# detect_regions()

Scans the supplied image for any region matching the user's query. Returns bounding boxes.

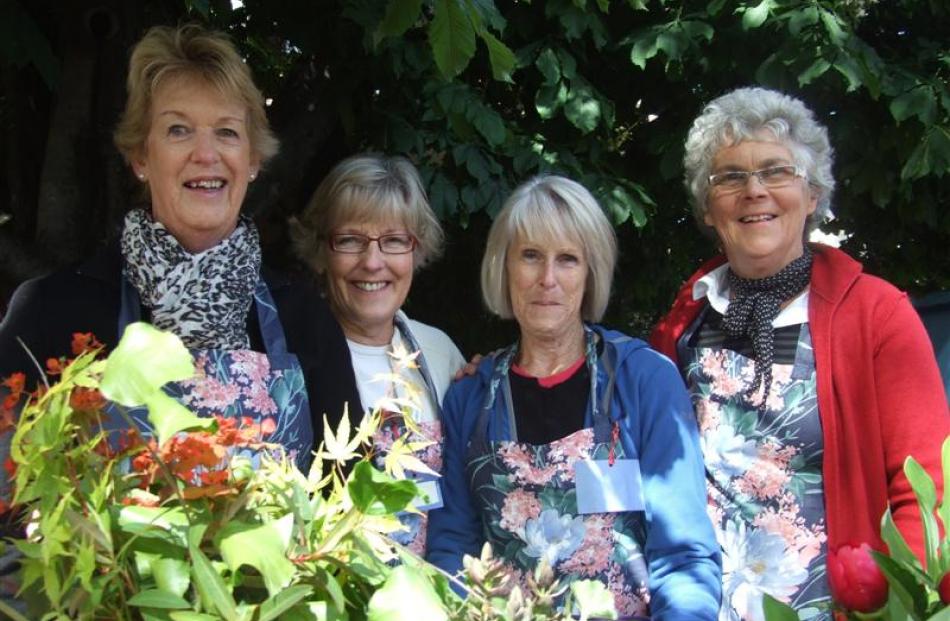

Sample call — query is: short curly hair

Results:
[481,175,617,322]
[113,23,278,167]
[683,86,835,236]
[291,154,444,275]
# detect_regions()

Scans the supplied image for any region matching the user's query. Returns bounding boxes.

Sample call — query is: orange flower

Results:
[2,373,25,395]
[45,358,63,376]
[70,387,106,412]
[71,332,104,356]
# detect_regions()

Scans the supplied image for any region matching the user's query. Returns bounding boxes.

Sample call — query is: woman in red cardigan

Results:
[650,86,949,621]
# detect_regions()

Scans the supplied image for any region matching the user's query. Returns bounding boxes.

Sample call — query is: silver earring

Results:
[138,173,146,181]
[249,172,257,181]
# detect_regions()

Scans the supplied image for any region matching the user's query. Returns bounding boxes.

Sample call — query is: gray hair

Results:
[683,86,835,236]
[291,154,444,274]
[481,175,617,322]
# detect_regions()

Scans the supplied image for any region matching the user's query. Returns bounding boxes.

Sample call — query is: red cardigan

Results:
[650,244,949,561]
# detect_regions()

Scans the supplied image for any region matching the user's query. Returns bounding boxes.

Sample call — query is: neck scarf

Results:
[120,208,261,350]
[723,247,813,405]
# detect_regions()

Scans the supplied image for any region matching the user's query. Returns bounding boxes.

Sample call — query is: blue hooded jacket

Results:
[426,324,722,620]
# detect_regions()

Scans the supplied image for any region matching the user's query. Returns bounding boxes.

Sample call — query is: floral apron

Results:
[682,319,829,621]
[370,314,444,555]
[110,275,314,472]
[465,330,651,619]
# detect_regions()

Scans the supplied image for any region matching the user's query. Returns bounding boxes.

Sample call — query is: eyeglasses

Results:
[328,233,417,255]
[708,165,806,191]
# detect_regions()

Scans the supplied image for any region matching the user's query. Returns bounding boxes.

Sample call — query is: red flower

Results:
[827,543,889,613]
[939,572,950,605]
[69,387,106,412]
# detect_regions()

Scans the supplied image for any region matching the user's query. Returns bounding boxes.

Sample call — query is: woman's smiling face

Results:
[325,219,415,345]
[704,137,817,278]
[134,75,258,252]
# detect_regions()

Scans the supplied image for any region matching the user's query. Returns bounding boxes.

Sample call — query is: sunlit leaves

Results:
[367,565,448,621]
[219,514,296,596]
[741,0,771,30]
[348,461,418,516]
[570,579,617,621]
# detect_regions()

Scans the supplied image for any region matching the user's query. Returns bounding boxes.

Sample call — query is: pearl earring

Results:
[138,173,146,181]
[249,172,257,181]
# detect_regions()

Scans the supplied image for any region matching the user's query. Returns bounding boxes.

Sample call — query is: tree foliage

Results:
[0,0,948,352]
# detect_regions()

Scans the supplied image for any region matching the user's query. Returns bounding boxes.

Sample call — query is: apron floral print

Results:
[684,323,830,621]
[110,276,315,472]
[370,314,444,555]
[465,329,651,619]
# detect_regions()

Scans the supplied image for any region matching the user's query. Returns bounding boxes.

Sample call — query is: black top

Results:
[690,307,801,364]
[509,362,590,445]
[0,241,362,445]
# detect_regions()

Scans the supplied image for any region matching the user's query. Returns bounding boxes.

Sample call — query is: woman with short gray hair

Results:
[428,175,721,619]
[652,86,948,619]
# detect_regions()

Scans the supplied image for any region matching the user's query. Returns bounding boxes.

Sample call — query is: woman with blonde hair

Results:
[292,153,465,554]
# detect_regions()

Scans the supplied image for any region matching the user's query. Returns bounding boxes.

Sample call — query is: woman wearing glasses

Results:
[292,154,465,554]
[651,87,949,619]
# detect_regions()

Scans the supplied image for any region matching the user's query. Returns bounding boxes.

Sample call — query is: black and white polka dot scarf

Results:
[121,208,261,350]
[723,247,813,405]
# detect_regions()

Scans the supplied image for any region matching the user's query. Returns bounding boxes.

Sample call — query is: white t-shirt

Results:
[346,311,465,423]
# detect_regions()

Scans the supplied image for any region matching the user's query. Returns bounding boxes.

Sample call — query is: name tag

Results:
[574,458,645,514]
[409,474,443,511]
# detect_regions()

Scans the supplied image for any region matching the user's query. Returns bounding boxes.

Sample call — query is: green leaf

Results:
[152,557,191,599]
[761,594,799,621]
[536,82,568,119]
[259,585,314,621]
[118,506,191,549]
[169,613,220,621]
[100,322,194,406]
[819,8,846,44]
[904,456,941,575]
[833,56,865,93]
[479,30,516,82]
[468,102,506,146]
[219,514,296,597]
[880,507,923,571]
[571,579,617,620]
[629,31,658,70]
[536,48,561,85]
[890,86,937,125]
[564,82,601,134]
[787,6,819,36]
[367,565,448,621]
[940,438,950,539]
[190,544,238,619]
[798,57,831,86]
[376,0,423,41]
[870,551,929,619]
[128,589,191,609]
[348,461,418,515]
[429,0,477,78]
[706,0,727,15]
[742,0,770,30]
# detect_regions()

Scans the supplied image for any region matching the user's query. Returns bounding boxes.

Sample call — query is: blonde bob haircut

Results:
[114,23,279,167]
[291,154,444,275]
[481,175,617,323]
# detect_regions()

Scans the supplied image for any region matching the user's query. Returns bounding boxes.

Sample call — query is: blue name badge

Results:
[408,473,444,512]
[574,458,645,515]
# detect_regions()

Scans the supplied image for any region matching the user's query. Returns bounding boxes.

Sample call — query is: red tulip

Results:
[827,543,889,613]
[938,572,950,605]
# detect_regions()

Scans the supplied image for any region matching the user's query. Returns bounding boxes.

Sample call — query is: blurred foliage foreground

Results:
[0,323,618,620]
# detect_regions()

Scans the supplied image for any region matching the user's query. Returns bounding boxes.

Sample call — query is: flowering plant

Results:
[0,322,616,620]
[764,436,950,621]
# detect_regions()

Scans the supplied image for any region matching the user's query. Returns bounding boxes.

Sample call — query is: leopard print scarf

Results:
[120,209,261,350]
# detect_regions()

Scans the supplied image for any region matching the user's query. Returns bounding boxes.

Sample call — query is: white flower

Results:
[719,521,808,621]
[523,509,586,566]
[702,423,757,478]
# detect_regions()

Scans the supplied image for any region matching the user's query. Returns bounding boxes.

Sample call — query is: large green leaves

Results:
[218,514,296,596]
[429,0,477,78]
[348,461,418,515]
[367,565,448,621]
[100,322,211,445]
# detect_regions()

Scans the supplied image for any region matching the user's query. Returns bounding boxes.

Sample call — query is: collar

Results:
[692,262,811,327]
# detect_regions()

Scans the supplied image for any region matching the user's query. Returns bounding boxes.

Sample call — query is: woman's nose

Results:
[191,130,220,164]
[540,261,557,287]
[742,172,770,197]
[360,241,386,269]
